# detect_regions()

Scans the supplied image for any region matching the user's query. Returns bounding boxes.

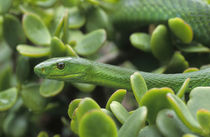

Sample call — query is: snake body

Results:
[110,0,210,46]
[34,57,210,92]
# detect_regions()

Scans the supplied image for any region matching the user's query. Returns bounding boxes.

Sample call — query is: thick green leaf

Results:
[37,131,49,137]
[130,33,151,52]
[183,68,199,73]
[0,0,13,14]
[3,113,28,137]
[138,125,163,137]
[69,7,85,29]
[16,56,30,83]
[73,83,95,93]
[140,88,174,124]
[79,110,118,137]
[182,134,199,137]
[17,45,50,58]
[40,79,64,97]
[197,109,210,136]
[21,84,47,112]
[75,29,106,56]
[0,88,17,111]
[23,14,51,46]
[3,14,25,49]
[176,78,190,98]
[68,99,82,119]
[110,101,129,124]
[118,106,147,137]
[178,42,210,53]
[167,93,202,134]
[151,25,173,62]
[156,109,190,137]
[50,37,66,57]
[187,87,210,118]
[105,89,127,110]
[0,63,12,91]
[85,8,113,36]
[166,52,189,73]
[130,72,147,105]
[169,17,193,44]
[76,98,101,121]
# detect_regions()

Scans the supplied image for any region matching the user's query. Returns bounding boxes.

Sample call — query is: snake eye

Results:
[57,62,65,70]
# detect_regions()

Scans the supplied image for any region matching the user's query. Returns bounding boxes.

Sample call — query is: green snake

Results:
[110,0,210,46]
[34,0,210,92]
[34,57,210,92]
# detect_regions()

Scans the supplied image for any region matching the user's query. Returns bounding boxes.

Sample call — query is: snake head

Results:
[34,57,91,81]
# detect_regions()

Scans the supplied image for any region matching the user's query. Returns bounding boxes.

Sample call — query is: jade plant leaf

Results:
[85,8,113,36]
[130,33,151,52]
[167,93,202,134]
[3,14,25,49]
[68,99,82,119]
[0,63,12,91]
[3,113,28,137]
[50,37,66,57]
[37,131,49,137]
[21,84,47,112]
[105,89,127,110]
[62,10,69,44]
[197,109,210,136]
[166,51,189,73]
[23,14,51,46]
[183,68,199,73]
[140,88,174,124]
[40,79,64,97]
[69,7,85,29]
[72,83,95,93]
[177,42,210,53]
[16,55,30,83]
[182,134,199,137]
[176,78,190,98]
[168,17,193,44]
[0,0,13,14]
[79,110,118,137]
[151,24,173,62]
[76,98,101,121]
[187,87,210,118]
[110,101,129,124]
[138,125,163,137]
[75,29,106,56]
[118,106,147,137]
[17,44,50,58]
[130,72,147,105]
[0,88,17,111]
[156,109,190,137]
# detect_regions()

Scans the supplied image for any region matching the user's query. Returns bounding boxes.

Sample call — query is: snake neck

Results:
[85,62,135,89]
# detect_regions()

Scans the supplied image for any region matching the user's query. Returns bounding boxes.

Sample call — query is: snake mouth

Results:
[48,73,82,79]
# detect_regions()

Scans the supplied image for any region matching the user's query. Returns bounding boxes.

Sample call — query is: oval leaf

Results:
[23,14,51,46]
[79,110,118,137]
[0,88,17,111]
[17,45,50,58]
[40,79,64,97]
[140,88,174,124]
[75,29,106,56]
[105,89,127,110]
[110,101,129,124]
[118,106,147,137]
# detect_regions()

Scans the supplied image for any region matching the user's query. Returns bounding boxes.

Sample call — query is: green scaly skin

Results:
[110,0,210,46]
[34,57,210,92]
